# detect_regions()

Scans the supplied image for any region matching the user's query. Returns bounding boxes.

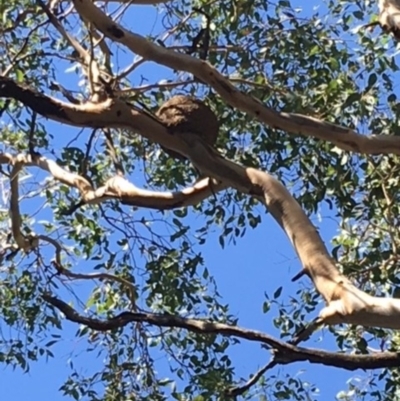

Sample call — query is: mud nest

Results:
[156,95,219,159]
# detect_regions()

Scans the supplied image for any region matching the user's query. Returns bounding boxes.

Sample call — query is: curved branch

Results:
[227,358,276,397]
[71,0,400,156]
[0,76,188,156]
[9,159,38,251]
[43,294,400,371]
[2,80,400,330]
[0,152,225,211]
[33,233,138,307]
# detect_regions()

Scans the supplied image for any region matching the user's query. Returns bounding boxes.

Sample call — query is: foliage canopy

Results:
[2,0,400,400]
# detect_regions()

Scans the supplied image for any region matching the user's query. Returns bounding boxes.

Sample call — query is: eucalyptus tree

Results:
[1,0,400,400]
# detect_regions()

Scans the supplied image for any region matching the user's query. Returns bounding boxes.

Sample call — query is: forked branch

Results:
[2,78,400,330]
[0,152,224,213]
[71,0,400,156]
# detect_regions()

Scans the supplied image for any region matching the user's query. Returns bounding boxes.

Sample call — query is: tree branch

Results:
[0,152,225,212]
[70,0,400,156]
[3,79,400,331]
[37,0,105,101]
[227,358,276,397]
[43,293,400,371]
[8,159,38,251]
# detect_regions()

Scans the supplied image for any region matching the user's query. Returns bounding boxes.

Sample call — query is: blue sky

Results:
[4,206,352,400]
[2,1,376,400]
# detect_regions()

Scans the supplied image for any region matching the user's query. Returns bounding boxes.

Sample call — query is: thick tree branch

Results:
[71,0,400,156]
[0,76,189,156]
[1,150,225,280]
[43,294,400,371]
[0,152,225,211]
[2,79,400,330]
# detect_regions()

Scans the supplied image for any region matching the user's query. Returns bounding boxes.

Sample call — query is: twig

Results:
[28,111,37,155]
[104,129,124,175]
[35,234,138,307]
[227,316,323,396]
[226,357,275,397]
